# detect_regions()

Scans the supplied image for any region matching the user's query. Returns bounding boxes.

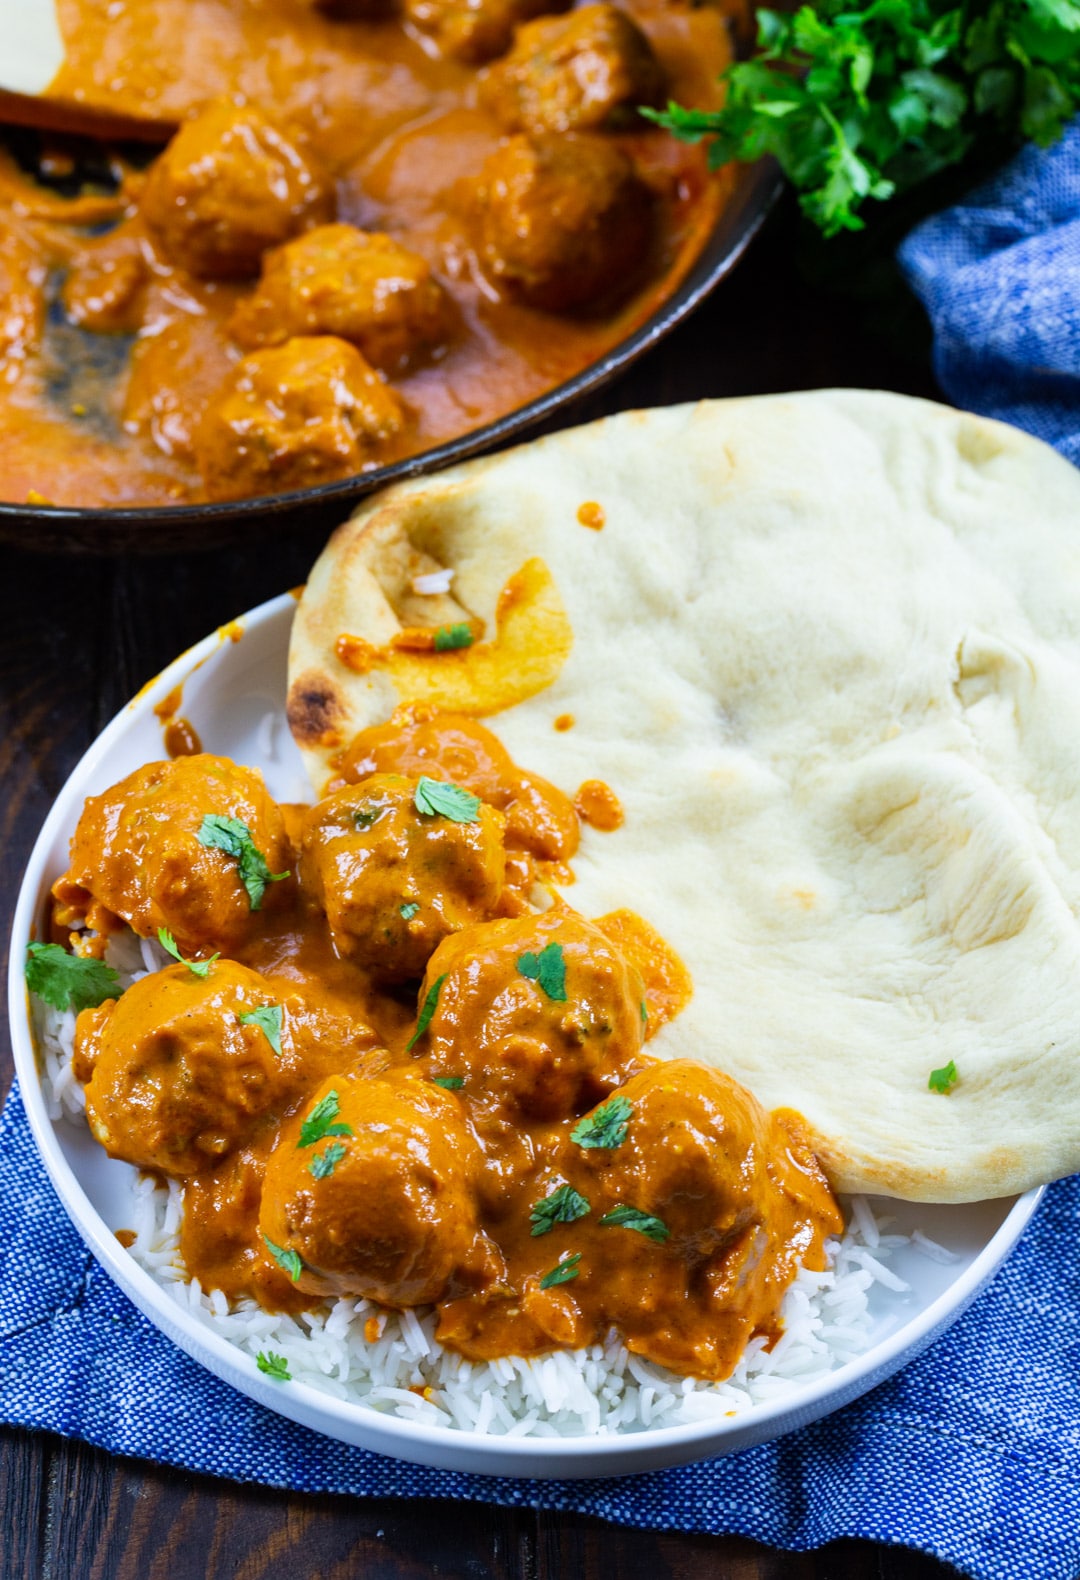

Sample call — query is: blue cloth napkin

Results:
[899,117,1080,464]
[2,1078,1080,1580]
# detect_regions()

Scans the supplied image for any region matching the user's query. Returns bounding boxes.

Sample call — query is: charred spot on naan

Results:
[286,669,347,749]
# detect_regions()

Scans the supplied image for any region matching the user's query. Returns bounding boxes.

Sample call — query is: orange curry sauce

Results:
[1,0,741,508]
[50,712,840,1380]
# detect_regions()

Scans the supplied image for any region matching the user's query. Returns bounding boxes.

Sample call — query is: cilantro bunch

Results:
[647,0,1080,235]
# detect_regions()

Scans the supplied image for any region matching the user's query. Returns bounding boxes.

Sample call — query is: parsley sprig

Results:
[516,941,567,1002]
[157,927,219,979]
[599,1204,670,1243]
[298,1090,354,1148]
[239,1003,283,1056]
[570,1095,633,1151]
[928,1059,959,1094]
[25,942,122,1013]
[256,1350,291,1380]
[407,973,447,1053]
[197,815,289,910]
[434,622,474,651]
[308,1140,348,1179]
[413,777,481,823]
[263,1234,302,1282]
[530,1184,591,1236]
[539,1252,582,1290]
[647,0,1080,236]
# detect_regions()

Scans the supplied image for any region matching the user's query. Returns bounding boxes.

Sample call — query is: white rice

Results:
[35,937,926,1437]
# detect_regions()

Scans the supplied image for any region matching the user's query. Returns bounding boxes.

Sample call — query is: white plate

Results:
[8,592,1043,1479]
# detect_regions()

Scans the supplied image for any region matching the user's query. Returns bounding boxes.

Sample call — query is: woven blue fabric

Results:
[898,118,1080,463]
[2,1080,1080,1580]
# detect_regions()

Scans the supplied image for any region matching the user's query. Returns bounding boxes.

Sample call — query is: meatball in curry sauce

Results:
[43,712,843,1382]
[0,0,741,508]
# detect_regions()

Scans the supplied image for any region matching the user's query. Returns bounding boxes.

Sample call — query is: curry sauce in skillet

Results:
[0,0,743,508]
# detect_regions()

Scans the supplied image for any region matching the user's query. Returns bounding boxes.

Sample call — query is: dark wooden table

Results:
[0,197,965,1580]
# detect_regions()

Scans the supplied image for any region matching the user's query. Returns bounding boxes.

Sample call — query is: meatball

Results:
[410,911,645,1119]
[77,961,298,1175]
[559,1060,842,1375]
[339,709,579,862]
[474,133,652,311]
[193,336,405,502]
[259,1071,480,1303]
[52,754,292,957]
[404,0,570,64]
[480,5,665,134]
[140,102,335,279]
[299,774,506,979]
[228,224,453,374]
[569,1060,775,1245]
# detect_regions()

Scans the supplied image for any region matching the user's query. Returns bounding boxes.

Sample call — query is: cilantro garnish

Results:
[197,814,289,910]
[645,0,1080,238]
[928,1060,959,1095]
[256,1350,291,1380]
[413,777,481,824]
[406,973,447,1053]
[263,1234,302,1282]
[516,941,567,1003]
[298,1090,354,1148]
[157,927,219,979]
[239,1003,283,1056]
[539,1252,582,1290]
[530,1184,590,1237]
[400,902,420,920]
[353,808,380,829]
[24,942,122,1013]
[308,1140,348,1180]
[432,1075,464,1090]
[434,622,474,652]
[570,1095,633,1151]
[599,1205,670,1243]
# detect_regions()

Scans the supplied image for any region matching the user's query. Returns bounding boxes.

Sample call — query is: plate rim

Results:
[7,590,1045,1477]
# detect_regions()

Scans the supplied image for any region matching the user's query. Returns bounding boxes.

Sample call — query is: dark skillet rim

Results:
[0,158,782,535]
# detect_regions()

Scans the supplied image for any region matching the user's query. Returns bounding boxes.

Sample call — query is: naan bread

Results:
[288,391,1080,1202]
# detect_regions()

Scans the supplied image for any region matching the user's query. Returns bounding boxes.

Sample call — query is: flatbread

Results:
[288,390,1080,1202]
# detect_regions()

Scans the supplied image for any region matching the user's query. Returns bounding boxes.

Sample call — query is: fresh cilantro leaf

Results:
[928,1060,959,1094]
[529,1184,590,1237]
[432,1075,465,1090]
[263,1234,302,1282]
[646,0,1080,235]
[298,1090,354,1148]
[239,1002,283,1056]
[539,1252,582,1290]
[308,1140,348,1179]
[516,941,567,1002]
[406,973,447,1053]
[413,777,481,824]
[434,622,474,652]
[570,1095,633,1151]
[24,942,122,1013]
[599,1204,670,1243]
[256,1350,291,1380]
[157,927,218,979]
[197,814,289,910]
[400,901,420,920]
